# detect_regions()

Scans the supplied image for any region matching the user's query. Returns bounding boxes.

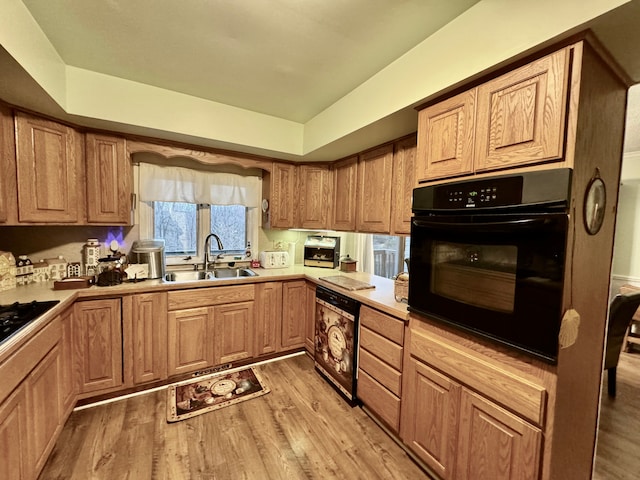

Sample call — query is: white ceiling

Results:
[6,1,640,160]
[21,0,480,124]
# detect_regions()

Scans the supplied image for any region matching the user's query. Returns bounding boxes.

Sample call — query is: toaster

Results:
[259,251,290,269]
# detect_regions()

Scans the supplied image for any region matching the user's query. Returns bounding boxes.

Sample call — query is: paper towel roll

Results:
[287,242,296,265]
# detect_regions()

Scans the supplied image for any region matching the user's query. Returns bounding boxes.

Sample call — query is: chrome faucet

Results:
[203,233,224,270]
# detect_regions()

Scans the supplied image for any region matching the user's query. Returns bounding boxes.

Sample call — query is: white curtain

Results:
[343,232,374,274]
[139,163,261,207]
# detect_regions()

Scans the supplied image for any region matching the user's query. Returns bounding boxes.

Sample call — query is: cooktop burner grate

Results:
[0,300,60,343]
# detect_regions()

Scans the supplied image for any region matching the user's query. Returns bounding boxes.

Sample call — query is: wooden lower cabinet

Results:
[0,383,29,479]
[401,355,542,480]
[168,307,214,376]
[214,301,254,364]
[305,281,316,353]
[59,308,76,417]
[123,292,168,385]
[281,280,306,349]
[255,282,283,356]
[73,298,123,394]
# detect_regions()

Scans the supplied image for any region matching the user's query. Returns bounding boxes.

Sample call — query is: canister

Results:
[129,240,166,279]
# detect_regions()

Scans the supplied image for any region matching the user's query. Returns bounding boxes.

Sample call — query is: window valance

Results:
[139,163,261,207]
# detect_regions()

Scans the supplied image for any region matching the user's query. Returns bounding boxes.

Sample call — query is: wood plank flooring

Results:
[39,354,430,480]
[594,349,640,480]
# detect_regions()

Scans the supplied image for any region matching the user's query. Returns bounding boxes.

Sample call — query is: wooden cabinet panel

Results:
[168,307,214,376]
[475,49,569,172]
[400,357,460,479]
[59,308,76,417]
[359,348,402,396]
[27,345,63,474]
[298,164,331,229]
[85,133,131,224]
[358,369,401,431]
[167,284,254,310]
[255,282,282,356]
[124,292,168,385]
[359,326,403,370]
[416,89,476,183]
[0,384,29,480]
[305,281,316,353]
[268,162,297,229]
[331,156,358,231]
[391,135,416,235]
[456,389,542,480]
[0,104,15,223]
[14,111,83,223]
[281,280,306,349]
[357,145,393,233]
[73,299,123,393]
[214,301,254,364]
[360,304,404,344]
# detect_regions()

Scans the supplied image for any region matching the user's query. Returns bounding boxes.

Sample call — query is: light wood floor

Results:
[39,354,430,480]
[594,349,640,480]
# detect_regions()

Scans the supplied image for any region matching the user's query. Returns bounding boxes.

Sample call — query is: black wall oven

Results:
[409,169,572,363]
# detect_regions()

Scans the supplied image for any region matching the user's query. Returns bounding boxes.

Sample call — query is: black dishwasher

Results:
[314,285,361,405]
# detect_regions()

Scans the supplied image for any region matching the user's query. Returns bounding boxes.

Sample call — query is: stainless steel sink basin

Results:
[164,268,258,282]
[164,270,216,282]
[213,268,258,278]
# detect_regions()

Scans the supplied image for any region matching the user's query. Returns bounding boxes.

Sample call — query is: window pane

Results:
[210,205,247,251]
[372,235,410,278]
[153,202,197,255]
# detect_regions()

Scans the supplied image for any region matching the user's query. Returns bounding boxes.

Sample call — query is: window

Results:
[372,234,410,278]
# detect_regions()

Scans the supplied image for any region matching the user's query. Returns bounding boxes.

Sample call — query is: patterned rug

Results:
[166,367,270,422]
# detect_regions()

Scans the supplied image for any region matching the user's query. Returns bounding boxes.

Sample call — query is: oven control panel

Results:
[432,176,523,209]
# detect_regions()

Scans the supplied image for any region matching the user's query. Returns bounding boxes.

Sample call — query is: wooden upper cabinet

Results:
[298,164,331,229]
[416,89,476,183]
[267,162,297,229]
[357,145,394,233]
[331,156,358,231]
[85,133,131,224]
[0,105,15,223]
[391,135,417,235]
[14,111,83,223]
[474,48,569,172]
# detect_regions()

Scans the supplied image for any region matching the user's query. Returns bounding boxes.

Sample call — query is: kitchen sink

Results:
[164,268,258,282]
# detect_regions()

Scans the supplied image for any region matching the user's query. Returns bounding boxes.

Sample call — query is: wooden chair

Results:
[604,292,640,396]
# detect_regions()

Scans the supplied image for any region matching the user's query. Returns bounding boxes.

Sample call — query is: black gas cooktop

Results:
[0,300,60,343]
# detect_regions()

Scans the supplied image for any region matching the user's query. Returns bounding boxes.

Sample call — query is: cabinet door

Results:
[214,301,254,364]
[305,281,316,353]
[85,133,131,224]
[14,111,82,223]
[357,144,394,233]
[0,104,15,223]
[125,292,168,385]
[255,282,282,356]
[59,308,76,417]
[416,89,476,183]
[400,357,460,479]
[456,389,542,480]
[168,307,214,376]
[0,384,30,480]
[269,162,297,228]
[331,156,358,231]
[298,164,331,229]
[474,48,569,172]
[27,345,63,475]
[391,135,416,235]
[73,299,123,393]
[281,280,306,349]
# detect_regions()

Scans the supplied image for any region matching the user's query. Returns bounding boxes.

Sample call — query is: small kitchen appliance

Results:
[259,251,290,269]
[129,240,166,279]
[304,236,340,268]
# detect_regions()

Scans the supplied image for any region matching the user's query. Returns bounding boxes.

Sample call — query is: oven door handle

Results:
[412,217,552,231]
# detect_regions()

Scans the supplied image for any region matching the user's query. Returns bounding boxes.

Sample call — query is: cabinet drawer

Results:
[359,325,403,371]
[0,317,61,404]
[358,369,401,432]
[168,285,255,310]
[359,348,402,396]
[360,305,404,344]
[410,326,546,426]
